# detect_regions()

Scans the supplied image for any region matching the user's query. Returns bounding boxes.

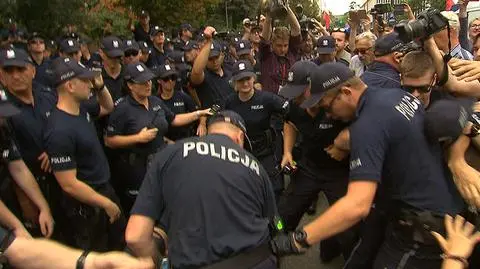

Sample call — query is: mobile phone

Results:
[394,4,405,16]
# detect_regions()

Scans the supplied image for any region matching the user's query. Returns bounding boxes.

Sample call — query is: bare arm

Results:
[171,109,211,127]
[262,15,273,41]
[96,87,114,117]
[303,181,377,245]
[286,6,301,37]
[126,215,157,259]
[334,128,350,151]
[281,122,297,168]
[105,134,142,148]
[6,236,154,269]
[0,200,30,238]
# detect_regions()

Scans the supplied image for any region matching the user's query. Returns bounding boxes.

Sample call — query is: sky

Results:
[324,0,350,15]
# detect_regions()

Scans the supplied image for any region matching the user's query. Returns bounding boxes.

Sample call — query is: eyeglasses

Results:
[331,28,346,33]
[325,90,341,113]
[402,75,437,94]
[161,75,177,82]
[471,24,480,29]
[125,50,139,57]
[356,47,373,54]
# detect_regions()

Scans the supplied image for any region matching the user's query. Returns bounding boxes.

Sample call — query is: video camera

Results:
[394,9,448,43]
[370,3,392,16]
[262,0,289,20]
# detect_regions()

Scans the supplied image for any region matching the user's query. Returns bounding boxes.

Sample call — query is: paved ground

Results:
[280,193,344,269]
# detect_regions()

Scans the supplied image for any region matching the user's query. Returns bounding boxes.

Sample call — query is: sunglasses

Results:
[402,75,437,94]
[331,28,346,33]
[356,47,373,54]
[125,50,139,57]
[161,75,177,82]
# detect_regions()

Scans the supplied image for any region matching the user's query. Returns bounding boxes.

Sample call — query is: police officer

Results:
[123,39,141,65]
[0,99,54,239]
[128,10,152,45]
[27,32,52,87]
[183,40,199,65]
[44,57,124,251]
[157,63,204,140]
[146,26,167,70]
[360,32,405,89]
[224,60,288,200]
[126,110,278,269]
[138,41,151,64]
[277,60,357,262]
[59,37,82,63]
[235,39,260,78]
[164,50,190,93]
[190,26,234,109]
[104,62,211,213]
[173,23,194,51]
[0,48,68,241]
[271,63,466,269]
[99,36,125,103]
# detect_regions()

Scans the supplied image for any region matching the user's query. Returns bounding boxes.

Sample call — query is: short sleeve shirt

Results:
[106,95,175,154]
[160,91,198,141]
[348,87,464,214]
[133,23,152,44]
[191,69,234,109]
[44,103,109,186]
[4,84,57,175]
[131,134,276,268]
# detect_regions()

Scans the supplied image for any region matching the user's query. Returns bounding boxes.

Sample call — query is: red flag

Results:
[446,0,454,10]
[323,11,331,30]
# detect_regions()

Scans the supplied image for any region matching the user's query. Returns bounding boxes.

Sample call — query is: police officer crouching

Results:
[126,110,278,269]
[44,57,126,251]
[224,60,289,200]
[104,62,211,214]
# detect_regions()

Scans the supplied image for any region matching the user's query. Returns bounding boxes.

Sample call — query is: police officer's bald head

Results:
[207,111,247,148]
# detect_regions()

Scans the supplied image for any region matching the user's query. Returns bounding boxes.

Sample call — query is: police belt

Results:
[200,243,272,269]
[250,129,275,157]
[389,202,446,246]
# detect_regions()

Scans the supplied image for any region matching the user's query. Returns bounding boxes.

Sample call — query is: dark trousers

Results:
[343,205,388,269]
[251,256,277,269]
[258,153,283,201]
[277,166,357,259]
[372,224,443,269]
[61,183,126,251]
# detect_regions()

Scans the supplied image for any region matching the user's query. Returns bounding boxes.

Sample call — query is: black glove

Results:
[269,232,303,256]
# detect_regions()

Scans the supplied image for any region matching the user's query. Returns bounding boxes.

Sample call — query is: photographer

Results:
[259,1,301,94]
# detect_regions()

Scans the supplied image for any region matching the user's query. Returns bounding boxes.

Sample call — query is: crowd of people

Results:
[1,0,480,268]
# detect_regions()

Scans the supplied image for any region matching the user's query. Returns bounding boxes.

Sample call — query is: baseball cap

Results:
[301,62,355,109]
[425,99,473,142]
[279,61,317,99]
[183,40,199,51]
[180,23,193,32]
[52,57,99,87]
[150,26,164,36]
[100,36,124,58]
[124,39,140,52]
[139,41,151,54]
[209,41,223,58]
[28,32,45,42]
[139,10,149,18]
[166,50,188,72]
[374,32,405,56]
[317,36,336,55]
[0,48,33,68]
[231,60,256,82]
[124,62,156,83]
[207,110,247,133]
[59,38,80,54]
[155,64,178,79]
[235,40,252,56]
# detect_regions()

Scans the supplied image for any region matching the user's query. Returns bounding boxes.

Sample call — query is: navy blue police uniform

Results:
[131,111,277,269]
[132,11,153,45]
[224,62,289,200]
[146,26,168,70]
[157,64,199,141]
[348,87,464,268]
[190,41,234,109]
[277,61,357,261]
[44,58,126,251]
[28,32,54,88]
[106,63,175,213]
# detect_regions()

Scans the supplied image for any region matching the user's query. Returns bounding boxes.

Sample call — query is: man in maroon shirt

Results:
[259,7,301,94]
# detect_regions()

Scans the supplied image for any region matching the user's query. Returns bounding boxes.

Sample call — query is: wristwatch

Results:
[467,123,480,138]
[293,229,311,249]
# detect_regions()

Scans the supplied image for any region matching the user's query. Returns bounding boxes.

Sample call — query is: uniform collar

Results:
[369,61,399,73]
[355,88,370,118]
[102,65,125,80]
[127,94,153,108]
[3,86,41,107]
